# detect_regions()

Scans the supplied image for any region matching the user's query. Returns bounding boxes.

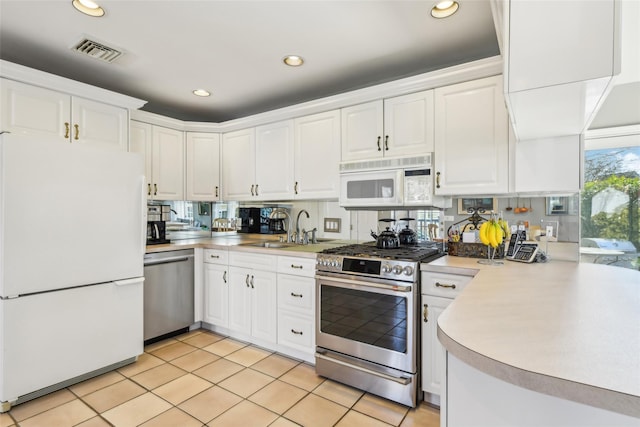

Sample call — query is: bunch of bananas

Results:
[479,218,509,248]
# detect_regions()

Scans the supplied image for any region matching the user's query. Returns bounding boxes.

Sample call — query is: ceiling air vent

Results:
[72,38,122,63]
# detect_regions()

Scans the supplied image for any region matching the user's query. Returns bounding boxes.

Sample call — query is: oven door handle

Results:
[315,351,411,385]
[315,275,412,293]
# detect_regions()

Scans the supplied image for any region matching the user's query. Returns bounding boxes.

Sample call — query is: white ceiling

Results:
[0,0,500,122]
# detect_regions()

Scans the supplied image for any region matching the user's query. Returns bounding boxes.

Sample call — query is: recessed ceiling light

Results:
[72,0,105,17]
[192,89,211,97]
[431,1,459,18]
[283,55,304,67]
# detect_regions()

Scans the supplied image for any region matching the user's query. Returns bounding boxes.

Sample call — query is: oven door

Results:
[315,273,417,373]
[339,169,403,208]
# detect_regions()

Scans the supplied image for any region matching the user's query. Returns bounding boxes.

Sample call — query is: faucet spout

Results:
[270,208,293,243]
[296,209,310,243]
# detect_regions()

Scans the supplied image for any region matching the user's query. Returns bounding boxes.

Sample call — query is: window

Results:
[582,128,640,270]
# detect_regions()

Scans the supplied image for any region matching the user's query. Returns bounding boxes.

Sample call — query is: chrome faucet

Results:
[296,209,310,244]
[269,208,293,243]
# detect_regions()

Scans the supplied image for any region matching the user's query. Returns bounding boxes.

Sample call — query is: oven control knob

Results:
[403,266,414,276]
[392,265,403,275]
[382,264,392,273]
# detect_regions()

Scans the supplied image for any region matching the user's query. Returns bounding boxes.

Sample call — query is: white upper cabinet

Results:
[434,75,509,195]
[151,126,184,200]
[294,110,341,199]
[503,0,620,140]
[222,128,256,200]
[130,121,184,201]
[255,120,295,200]
[1,79,127,150]
[186,132,221,201]
[222,122,294,201]
[341,90,434,162]
[514,135,581,193]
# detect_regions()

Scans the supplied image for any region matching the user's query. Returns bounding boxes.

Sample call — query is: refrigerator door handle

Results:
[114,278,144,287]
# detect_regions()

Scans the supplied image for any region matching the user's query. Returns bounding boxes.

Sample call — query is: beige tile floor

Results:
[1,329,440,427]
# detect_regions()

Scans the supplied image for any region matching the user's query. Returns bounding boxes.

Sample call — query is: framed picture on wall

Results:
[457,197,497,214]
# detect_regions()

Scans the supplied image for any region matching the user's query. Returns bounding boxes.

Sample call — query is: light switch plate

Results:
[324,218,341,233]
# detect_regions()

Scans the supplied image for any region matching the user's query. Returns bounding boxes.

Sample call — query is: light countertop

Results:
[422,256,640,418]
[145,235,351,258]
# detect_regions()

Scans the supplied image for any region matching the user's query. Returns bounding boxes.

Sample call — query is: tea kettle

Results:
[398,218,418,245]
[370,219,400,249]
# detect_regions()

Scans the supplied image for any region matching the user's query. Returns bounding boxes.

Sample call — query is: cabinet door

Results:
[255,120,294,200]
[203,263,228,327]
[250,270,277,343]
[228,266,252,335]
[222,128,256,200]
[421,294,451,396]
[151,126,185,200]
[294,110,341,199]
[71,97,128,151]
[434,75,509,195]
[186,132,221,201]
[0,79,70,140]
[129,121,153,199]
[341,100,383,161]
[384,90,434,156]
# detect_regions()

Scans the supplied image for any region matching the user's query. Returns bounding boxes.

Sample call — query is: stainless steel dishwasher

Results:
[143,249,194,342]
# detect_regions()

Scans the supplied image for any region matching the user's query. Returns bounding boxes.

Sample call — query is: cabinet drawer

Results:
[277,256,316,277]
[229,251,276,271]
[203,248,228,264]
[278,274,314,314]
[421,271,474,298]
[277,311,314,352]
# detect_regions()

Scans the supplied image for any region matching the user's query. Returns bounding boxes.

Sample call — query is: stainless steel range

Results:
[315,242,443,407]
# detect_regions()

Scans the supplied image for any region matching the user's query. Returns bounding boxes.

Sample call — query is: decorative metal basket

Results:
[447,241,505,259]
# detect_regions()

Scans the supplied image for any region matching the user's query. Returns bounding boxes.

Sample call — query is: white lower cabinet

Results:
[228,252,277,344]
[203,249,229,328]
[276,255,316,359]
[421,269,474,403]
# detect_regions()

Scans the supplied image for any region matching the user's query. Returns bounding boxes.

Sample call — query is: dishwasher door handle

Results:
[144,255,192,266]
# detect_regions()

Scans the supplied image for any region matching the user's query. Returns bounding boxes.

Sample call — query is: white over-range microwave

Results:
[339,154,450,209]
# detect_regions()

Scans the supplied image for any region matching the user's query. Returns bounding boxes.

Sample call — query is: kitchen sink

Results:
[243,242,294,248]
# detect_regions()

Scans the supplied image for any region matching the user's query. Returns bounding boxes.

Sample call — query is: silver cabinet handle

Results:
[210,254,220,259]
[290,264,303,269]
[250,275,255,288]
[423,303,429,323]
[215,186,219,198]
[376,136,381,151]
[290,292,303,298]
[255,184,259,196]
[384,135,389,150]
[245,274,250,287]
[436,172,441,189]
[435,282,456,289]
[154,183,158,195]
[291,329,303,335]
[294,181,298,195]
[223,271,227,283]
[250,184,255,196]
[147,183,151,196]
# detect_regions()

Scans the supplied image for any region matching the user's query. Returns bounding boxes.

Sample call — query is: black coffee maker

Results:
[147,205,170,245]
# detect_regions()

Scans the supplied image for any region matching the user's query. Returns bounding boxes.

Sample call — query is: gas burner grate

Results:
[321,242,442,262]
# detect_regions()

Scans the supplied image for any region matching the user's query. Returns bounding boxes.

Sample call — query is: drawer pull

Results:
[423,303,429,322]
[210,254,220,259]
[291,329,303,335]
[290,292,303,298]
[153,183,158,196]
[435,282,456,289]
[223,271,227,283]
[245,274,250,287]
[290,264,303,269]
[250,275,255,289]
[147,183,151,196]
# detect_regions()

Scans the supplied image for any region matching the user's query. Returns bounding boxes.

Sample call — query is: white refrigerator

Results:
[0,133,146,411]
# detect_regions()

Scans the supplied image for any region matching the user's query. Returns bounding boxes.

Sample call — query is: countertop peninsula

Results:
[421,256,640,418]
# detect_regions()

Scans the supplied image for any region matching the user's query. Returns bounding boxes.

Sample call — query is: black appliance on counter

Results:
[147,205,170,245]
[238,207,287,234]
